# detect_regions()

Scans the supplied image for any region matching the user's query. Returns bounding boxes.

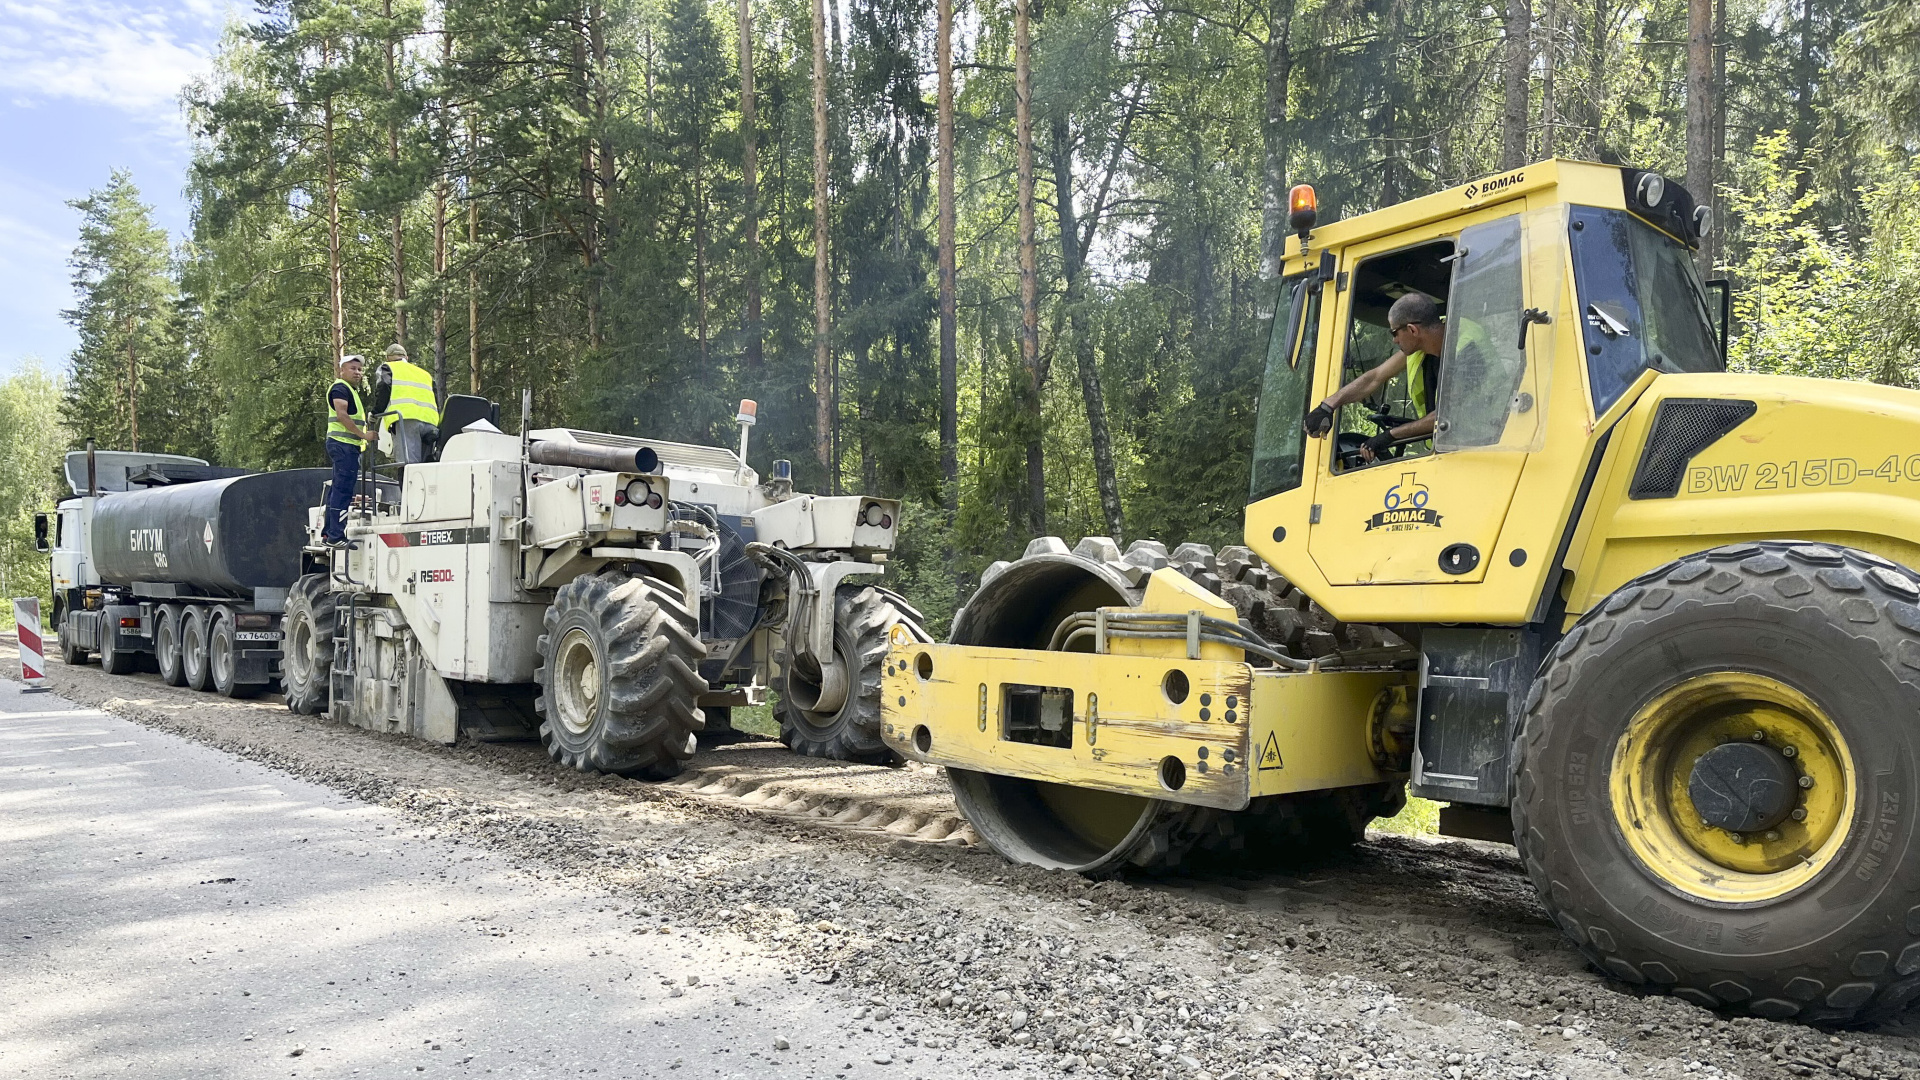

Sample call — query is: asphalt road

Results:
[0,681,992,1080]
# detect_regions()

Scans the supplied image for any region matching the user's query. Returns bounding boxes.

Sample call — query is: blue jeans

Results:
[324,438,362,542]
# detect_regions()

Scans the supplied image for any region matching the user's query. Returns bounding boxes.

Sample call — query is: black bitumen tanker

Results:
[55,468,329,696]
[89,471,329,594]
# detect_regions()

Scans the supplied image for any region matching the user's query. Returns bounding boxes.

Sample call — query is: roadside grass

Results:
[729,699,781,738]
[1372,794,1441,836]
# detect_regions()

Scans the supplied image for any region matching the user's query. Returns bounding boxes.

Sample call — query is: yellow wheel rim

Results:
[1610,672,1856,904]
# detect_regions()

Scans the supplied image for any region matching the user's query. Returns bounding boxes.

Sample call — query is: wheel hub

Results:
[555,628,602,737]
[1611,672,1856,903]
[1688,740,1796,833]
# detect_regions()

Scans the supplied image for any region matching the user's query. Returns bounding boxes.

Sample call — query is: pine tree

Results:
[60,172,200,455]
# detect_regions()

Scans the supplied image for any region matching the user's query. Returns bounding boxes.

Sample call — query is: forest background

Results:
[4,0,1918,628]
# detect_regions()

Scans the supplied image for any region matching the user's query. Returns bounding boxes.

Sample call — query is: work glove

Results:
[1305,402,1336,437]
[1360,430,1397,461]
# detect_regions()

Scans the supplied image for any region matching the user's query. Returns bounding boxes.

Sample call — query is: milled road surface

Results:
[6,641,1920,1080]
[0,684,1003,1079]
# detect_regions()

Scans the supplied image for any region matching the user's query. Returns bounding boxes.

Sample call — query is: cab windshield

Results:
[1568,206,1721,414]
[1248,270,1321,503]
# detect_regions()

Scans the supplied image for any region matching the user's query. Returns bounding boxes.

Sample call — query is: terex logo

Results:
[1465,170,1525,201]
[1364,472,1443,531]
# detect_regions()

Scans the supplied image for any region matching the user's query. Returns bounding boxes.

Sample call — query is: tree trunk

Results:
[694,151,710,367]
[468,120,480,395]
[587,1,611,351]
[811,0,833,484]
[1052,117,1123,542]
[937,0,957,533]
[1502,0,1532,170]
[385,0,407,347]
[1540,0,1557,155]
[1260,0,1295,279]
[433,28,451,403]
[1685,0,1713,272]
[1791,0,1816,200]
[1015,0,1043,535]
[126,336,138,452]
[740,0,762,372]
[323,38,345,366]
[1379,0,1406,204]
[1710,0,1725,270]
[1586,0,1608,156]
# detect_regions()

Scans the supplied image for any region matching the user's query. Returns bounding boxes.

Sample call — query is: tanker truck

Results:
[36,448,328,696]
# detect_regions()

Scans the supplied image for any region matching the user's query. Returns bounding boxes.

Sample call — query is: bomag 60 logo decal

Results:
[1365,473,1443,531]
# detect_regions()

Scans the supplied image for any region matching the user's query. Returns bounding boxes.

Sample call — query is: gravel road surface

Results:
[0,682,1003,1079]
[5,642,1920,1080]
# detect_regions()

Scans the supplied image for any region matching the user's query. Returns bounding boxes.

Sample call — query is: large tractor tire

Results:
[1516,541,1920,1024]
[282,575,337,716]
[779,585,929,763]
[946,535,1405,875]
[155,605,187,687]
[535,570,710,780]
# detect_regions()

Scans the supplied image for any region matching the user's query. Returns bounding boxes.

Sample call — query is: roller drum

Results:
[89,470,331,595]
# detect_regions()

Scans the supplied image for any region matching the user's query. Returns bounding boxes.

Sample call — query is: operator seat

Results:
[430,395,501,461]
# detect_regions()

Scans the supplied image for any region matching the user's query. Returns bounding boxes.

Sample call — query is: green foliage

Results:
[1725,136,1920,387]
[60,172,209,458]
[0,365,67,617]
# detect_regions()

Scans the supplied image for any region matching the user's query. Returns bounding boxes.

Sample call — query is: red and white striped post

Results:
[15,597,48,691]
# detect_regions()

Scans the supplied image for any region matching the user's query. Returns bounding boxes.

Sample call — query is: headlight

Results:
[618,478,663,509]
[1636,171,1665,208]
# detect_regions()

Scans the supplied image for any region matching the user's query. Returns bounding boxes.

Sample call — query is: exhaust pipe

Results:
[528,440,660,475]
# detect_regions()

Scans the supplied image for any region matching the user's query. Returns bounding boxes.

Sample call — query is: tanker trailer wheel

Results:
[779,586,925,763]
[535,570,710,780]
[1515,542,1920,1024]
[210,612,258,699]
[180,606,213,691]
[282,575,336,716]
[99,618,138,676]
[58,607,89,666]
[155,605,187,686]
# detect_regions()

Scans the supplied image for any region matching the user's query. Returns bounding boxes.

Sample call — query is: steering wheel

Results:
[1335,409,1421,471]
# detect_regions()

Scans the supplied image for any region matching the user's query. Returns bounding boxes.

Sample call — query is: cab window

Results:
[1569,205,1721,415]
[1433,215,1532,449]
[1331,239,1453,472]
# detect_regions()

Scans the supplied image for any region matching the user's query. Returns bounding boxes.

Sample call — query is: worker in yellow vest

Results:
[322,354,371,548]
[369,343,442,465]
[1304,291,1447,462]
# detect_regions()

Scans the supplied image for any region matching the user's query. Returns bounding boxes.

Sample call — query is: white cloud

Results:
[0,1,223,120]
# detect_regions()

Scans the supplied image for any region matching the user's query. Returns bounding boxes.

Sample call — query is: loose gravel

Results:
[7,639,1920,1080]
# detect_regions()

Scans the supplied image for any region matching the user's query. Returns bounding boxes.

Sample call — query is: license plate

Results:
[235,631,284,642]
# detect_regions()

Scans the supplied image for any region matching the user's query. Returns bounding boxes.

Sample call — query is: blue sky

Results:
[0,0,230,377]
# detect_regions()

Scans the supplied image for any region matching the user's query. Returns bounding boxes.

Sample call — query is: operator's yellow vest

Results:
[1406,351,1432,416]
[326,379,366,449]
[384,359,441,427]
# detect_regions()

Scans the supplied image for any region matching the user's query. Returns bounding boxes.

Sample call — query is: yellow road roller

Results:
[883,158,1920,1023]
